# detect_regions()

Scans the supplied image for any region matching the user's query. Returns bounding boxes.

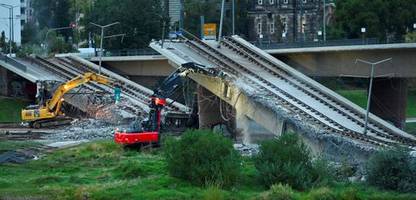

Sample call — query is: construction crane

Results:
[114,62,217,146]
[21,72,114,128]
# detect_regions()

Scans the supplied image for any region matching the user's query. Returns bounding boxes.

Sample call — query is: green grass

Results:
[336,90,416,118]
[1,140,416,200]
[0,97,29,122]
[406,122,416,135]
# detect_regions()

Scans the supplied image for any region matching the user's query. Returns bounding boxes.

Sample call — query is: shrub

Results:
[307,187,336,200]
[256,183,296,200]
[338,187,362,200]
[202,185,226,200]
[255,133,334,190]
[164,129,241,187]
[366,148,416,192]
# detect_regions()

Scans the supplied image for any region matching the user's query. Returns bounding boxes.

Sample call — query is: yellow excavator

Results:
[21,72,114,128]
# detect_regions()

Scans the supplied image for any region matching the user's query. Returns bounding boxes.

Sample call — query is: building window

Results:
[258,0,263,5]
[283,0,289,4]
[270,0,274,5]
[270,23,275,33]
[257,22,262,34]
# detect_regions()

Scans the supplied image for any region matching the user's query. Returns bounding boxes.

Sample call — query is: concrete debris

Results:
[88,100,138,124]
[46,140,89,148]
[44,118,128,141]
[233,143,259,157]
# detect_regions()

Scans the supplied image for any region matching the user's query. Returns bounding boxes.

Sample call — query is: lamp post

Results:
[44,25,76,54]
[218,0,226,47]
[323,0,326,42]
[413,23,416,30]
[361,27,366,44]
[90,22,120,74]
[0,4,18,56]
[355,58,392,135]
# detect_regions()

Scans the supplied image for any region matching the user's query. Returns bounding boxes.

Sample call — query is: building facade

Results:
[0,0,22,46]
[248,0,328,43]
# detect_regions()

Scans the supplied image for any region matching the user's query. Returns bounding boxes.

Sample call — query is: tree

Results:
[329,0,416,41]
[183,0,249,38]
[83,0,164,49]
[0,31,5,52]
[33,0,72,40]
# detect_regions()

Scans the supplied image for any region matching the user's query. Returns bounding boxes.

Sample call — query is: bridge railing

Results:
[100,48,159,57]
[0,53,27,72]
[252,38,409,49]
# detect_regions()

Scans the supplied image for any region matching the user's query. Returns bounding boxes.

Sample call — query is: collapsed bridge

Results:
[0,53,190,123]
[150,33,416,159]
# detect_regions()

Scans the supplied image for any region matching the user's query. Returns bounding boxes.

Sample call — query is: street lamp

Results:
[323,0,326,42]
[413,23,416,30]
[90,22,120,74]
[355,58,392,135]
[44,24,77,54]
[0,3,18,56]
[361,27,366,44]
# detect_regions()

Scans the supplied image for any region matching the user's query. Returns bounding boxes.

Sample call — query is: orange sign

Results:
[203,23,217,40]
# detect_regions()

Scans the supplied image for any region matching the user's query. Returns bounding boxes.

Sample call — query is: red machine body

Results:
[114,97,166,145]
[114,62,216,146]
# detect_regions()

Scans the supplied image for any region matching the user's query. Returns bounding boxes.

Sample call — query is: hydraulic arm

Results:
[22,72,114,128]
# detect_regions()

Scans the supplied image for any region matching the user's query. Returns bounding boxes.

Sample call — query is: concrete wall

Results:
[102,60,174,77]
[274,48,416,78]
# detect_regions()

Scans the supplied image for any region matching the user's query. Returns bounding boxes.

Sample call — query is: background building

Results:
[248,0,334,43]
[0,0,26,46]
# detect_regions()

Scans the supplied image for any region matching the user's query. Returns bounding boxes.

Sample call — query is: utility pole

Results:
[90,22,120,74]
[0,4,13,56]
[218,0,226,47]
[355,58,392,135]
[232,0,235,35]
[323,0,326,42]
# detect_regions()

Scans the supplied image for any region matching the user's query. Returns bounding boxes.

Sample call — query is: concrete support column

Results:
[235,111,275,144]
[0,68,7,96]
[370,78,407,129]
[197,85,225,128]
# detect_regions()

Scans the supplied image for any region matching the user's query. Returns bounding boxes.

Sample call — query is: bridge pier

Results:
[0,67,8,96]
[370,78,407,129]
[197,85,227,128]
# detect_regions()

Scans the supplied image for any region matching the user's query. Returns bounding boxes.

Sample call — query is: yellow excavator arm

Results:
[22,72,115,128]
[46,72,113,113]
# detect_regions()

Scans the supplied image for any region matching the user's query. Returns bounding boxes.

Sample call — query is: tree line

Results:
[15,0,416,54]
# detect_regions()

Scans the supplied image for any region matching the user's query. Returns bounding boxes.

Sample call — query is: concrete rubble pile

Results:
[44,118,128,141]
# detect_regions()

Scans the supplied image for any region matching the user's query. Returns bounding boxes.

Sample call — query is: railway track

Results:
[30,56,143,115]
[221,36,416,146]
[174,32,416,147]
[59,56,190,114]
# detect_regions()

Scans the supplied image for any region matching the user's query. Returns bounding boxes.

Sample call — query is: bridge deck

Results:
[150,36,416,148]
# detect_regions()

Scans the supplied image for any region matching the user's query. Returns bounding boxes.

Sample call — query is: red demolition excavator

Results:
[114,62,217,146]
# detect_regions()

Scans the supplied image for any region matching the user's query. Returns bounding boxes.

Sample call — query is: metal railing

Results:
[98,48,159,57]
[0,53,27,72]
[251,38,410,50]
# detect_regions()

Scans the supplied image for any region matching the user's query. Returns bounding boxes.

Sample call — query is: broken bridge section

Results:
[150,34,416,158]
[0,53,190,121]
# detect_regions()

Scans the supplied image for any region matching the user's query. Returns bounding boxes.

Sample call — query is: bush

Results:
[366,148,416,192]
[164,129,241,187]
[307,187,336,200]
[202,185,226,200]
[255,133,334,190]
[256,183,295,200]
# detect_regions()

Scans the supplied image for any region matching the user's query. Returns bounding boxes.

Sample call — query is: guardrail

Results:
[251,38,409,49]
[0,53,27,72]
